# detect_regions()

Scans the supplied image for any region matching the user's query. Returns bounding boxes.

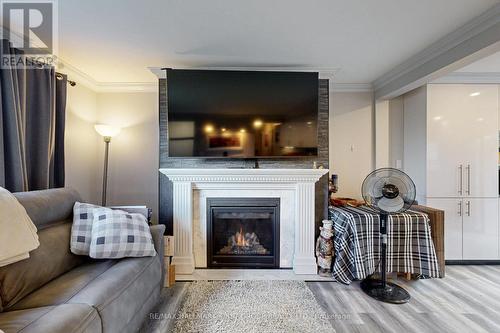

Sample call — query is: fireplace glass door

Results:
[207,198,280,268]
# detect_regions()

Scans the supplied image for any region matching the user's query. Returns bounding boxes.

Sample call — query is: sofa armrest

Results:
[149,224,166,284]
[150,224,166,254]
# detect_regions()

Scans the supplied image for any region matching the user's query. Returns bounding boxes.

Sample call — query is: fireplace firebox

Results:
[207,198,280,268]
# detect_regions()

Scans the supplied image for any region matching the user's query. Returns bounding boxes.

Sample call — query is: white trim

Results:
[57,62,342,93]
[148,66,339,80]
[59,59,158,92]
[331,83,373,93]
[373,3,500,99]
[148,67,166,79]
[92,82,157,93]
[59,63,371,93]
[159,168,328,183]
[150,66,376,92]
[431,72,500,84]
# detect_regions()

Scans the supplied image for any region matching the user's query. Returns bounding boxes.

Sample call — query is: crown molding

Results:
[148,66,340,80]
[373,3,500,99]
[331,83,373,93]
[58,59,157,93]
[149,66,375,92]
[431,72,500,84]
[92,82,157,93]
[148,67,166,79]
[59,62,354,93]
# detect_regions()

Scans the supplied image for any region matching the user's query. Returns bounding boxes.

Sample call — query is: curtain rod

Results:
[56,72,76,87]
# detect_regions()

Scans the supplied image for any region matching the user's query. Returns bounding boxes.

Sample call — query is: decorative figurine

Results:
[316,220,334,276]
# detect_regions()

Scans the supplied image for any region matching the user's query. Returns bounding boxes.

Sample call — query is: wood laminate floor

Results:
[141,266,500,333]
[308,265,500,333]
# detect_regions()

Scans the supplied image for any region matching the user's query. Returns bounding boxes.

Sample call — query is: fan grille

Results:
[361,168,416,213]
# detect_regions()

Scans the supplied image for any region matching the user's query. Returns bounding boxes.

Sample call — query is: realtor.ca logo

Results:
[1,0,58,68]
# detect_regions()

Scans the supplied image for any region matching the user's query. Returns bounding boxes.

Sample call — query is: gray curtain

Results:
[0,39,66,192]
[53,73,67,188]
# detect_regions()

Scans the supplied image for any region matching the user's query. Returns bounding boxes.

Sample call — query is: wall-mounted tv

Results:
[167,69,319,158]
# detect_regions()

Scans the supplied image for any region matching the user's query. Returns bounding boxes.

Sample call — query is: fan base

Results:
[360,279,410,304]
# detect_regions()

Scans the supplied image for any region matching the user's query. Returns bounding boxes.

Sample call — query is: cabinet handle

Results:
[458,201,462,216]
[466,201,471,217]
[458,165,463,195]
[466,164,471,196]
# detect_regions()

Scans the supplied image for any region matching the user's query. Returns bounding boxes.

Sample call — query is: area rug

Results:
[172,280,334,333]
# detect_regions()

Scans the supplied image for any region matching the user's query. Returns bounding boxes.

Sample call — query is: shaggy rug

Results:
[172,280,334,333]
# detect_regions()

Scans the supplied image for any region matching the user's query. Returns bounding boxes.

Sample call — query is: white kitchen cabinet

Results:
[405,84,500,261]
[427,84,498,198]
[427,197,499,260]
[426,198,463,260]
[427,86,469,197]
[463,198,499,260]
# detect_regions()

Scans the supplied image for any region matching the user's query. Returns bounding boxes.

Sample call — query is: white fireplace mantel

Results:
[159,168,329,275]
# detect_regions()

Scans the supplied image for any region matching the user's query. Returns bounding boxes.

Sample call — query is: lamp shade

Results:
[94,124,121,138]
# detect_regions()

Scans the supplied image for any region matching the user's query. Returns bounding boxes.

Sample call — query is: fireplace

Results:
[207,198,280,268]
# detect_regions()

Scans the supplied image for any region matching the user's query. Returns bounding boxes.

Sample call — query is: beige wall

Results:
[65,86,159,221]
[329,91,374,199]
[96,92,159,221]
[65,84,100,204]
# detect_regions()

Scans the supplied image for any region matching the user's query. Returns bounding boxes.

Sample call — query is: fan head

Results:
[361,168,416,213]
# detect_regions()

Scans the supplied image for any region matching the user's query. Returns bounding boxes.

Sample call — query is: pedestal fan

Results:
[360,168,416,304]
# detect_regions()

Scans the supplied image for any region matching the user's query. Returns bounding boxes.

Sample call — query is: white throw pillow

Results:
[70,202,100,255]
[89,207,156,259]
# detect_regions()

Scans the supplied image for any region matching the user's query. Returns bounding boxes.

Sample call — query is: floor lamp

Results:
[94,124,121,206]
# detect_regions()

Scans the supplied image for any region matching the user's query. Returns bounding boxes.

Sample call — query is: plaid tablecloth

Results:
[328,206,440,284]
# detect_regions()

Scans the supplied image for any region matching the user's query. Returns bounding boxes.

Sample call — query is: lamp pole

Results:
[94,124,120,206]
[101,136,111,206]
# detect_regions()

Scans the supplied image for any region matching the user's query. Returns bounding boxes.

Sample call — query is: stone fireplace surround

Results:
[159,168,329,275]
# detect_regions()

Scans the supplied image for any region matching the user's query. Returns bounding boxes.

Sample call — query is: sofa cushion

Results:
[0,303,101,333]
[13,188,81,230]
[89,208,156,259]
[9,260,117,311]
[0,222,85,311]
[6,255,161,333]
[68,255,162,333]
[71,202,100,256]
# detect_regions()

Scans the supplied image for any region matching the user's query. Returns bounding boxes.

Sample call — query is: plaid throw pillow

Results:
[71,202,100,255]
[89,208,156,259]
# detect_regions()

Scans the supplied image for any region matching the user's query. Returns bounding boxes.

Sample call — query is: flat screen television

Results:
[167,69,319,158]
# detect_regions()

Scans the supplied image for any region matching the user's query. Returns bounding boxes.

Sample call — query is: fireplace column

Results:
[171,181,195,274]
[293,182,318,274]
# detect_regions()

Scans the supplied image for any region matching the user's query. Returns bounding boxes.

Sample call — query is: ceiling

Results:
[58,0,499,85]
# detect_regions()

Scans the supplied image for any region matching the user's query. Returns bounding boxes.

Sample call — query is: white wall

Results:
[388,96,404,169]
[403,86,427,204]
[96,92,159,221]
[329,91,374,199]
[65,84,100,203]
[375,100,389,168]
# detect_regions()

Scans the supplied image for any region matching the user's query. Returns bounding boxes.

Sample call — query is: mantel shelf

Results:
[159,168,329,183]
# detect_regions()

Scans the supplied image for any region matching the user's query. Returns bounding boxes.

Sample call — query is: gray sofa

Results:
[0,188,165,333]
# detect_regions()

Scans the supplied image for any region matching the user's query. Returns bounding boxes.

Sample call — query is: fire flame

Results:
[236,227,247,247]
